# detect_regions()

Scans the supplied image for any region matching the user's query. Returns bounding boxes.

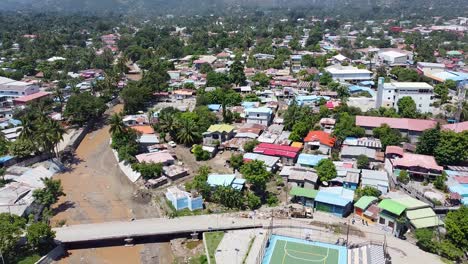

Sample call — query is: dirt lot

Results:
[52,104,170,264]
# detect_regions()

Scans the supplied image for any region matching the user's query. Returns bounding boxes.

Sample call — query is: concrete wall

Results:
[35,244,65,264]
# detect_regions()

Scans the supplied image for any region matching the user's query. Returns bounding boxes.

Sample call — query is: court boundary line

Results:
[281,241,331,264]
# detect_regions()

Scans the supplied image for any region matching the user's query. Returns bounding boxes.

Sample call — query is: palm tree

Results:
[158,111,177,137]
[108,113,126,136]
[176,118,200,146]
[47,119,65,158]
[53,86,65,113]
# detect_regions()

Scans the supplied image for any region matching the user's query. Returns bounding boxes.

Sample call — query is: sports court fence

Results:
[253,217,387,264]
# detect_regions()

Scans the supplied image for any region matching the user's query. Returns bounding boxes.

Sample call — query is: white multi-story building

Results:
[0,77,40,107]
[378,51,408,66]
[375,77,434,113]
[325,65,372,83]
[245,107,273,126]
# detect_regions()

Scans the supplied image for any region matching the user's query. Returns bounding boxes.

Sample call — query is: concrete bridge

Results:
[54,215,264,245]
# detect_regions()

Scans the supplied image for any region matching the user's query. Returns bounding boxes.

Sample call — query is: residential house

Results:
[279,166,318,189]
[378,51,408,66]
[325,65,372,83]
[333,166,360,190]
[340,146,381,163]
[243,153,280,172]
[203,124,235,146]
[355,116,437,143]
[123,114,150,126]
[173,89,194,100]
[297,154,328,168]
[290,55,302,73]
[385,146,443,180]
[165,187,203,211]
[258,124,284,144]
[136,152,175,166]
[375,78,434,114]
[253,143,301,165]
[138,134,160,148]
[392,196,444,230]
[207,174,246,190]
[13,91,51,107]
[377,199,406,235]
[290,187,318,208]
[0,77,40,107]
[245,107,273,126]
[304,131,336,154]
[320,118,336,133]
[354,196,379,223]
[131,125,155,135]
[315,187,354,217]
[361,169,390,194]
[163,165,189,181]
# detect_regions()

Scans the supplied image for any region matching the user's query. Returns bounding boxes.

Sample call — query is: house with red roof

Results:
[304,131,336,155]
[355,116,438,143]
[385,146,443,180]
[13,91,51,106]
[253,143,301,165]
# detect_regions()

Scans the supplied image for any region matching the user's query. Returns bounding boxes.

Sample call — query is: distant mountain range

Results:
[0,0,466,17]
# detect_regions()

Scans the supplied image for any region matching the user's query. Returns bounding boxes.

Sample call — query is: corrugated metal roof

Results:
[410,216,444,229]
[315,191,352,207]
[406,208,436,220]
[290,187,318,199]
[354,196,378,210]
[378,199,406,216]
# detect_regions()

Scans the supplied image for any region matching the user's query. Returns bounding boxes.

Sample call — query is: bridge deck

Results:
[54,215,264,243]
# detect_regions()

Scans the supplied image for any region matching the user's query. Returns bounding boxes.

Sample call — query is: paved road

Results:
[54,215,261,243]
[54,213,443,264]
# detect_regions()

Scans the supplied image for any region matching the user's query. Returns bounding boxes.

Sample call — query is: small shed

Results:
[354,196,378,216]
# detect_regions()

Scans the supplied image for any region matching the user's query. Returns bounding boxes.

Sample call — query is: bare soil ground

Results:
[52,104,169,264]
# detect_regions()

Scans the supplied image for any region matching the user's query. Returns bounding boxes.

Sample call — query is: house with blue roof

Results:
[295,95,330,106]
[297,154,328,168]
[207,104,222,112]
[315,187,354,217]
[207,173,246,190]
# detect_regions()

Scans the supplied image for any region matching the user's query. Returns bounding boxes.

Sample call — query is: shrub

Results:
[397,170,410,184]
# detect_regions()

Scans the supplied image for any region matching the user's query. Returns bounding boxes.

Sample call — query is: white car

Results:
[168,141,177,148]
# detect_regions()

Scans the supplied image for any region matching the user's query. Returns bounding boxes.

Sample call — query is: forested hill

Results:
[0,0,467,18]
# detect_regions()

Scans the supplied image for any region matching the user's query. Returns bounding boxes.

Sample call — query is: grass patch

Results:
[17,254,41,264]
[189,254,208,264]
[186,240,203,250]
[242,237,256,264]
[205,231,224,264]
[166,199,207,218]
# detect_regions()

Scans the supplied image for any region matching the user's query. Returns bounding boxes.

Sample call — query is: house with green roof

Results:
[354,196,379,222]
[290,186,318,208]
[378,197,443,235]
[203,124,235,146]
[377,199,407,235]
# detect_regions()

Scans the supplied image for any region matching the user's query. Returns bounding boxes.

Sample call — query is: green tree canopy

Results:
[316,159,337,182]
[357,155,369,169]
[434,131,468,165]
[26,222,55,250]
[32,178,65,208]
[416,124,441,156]
[372,124,402,150]
[64,92,106,125]
[240,160,270,193]
[397,96,418,118]
[444,206,468,251]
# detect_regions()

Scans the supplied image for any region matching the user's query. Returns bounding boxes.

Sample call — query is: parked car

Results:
[168,141,177,148]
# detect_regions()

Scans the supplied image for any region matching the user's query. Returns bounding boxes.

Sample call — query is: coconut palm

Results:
[158,111,177,137]
[176,118,200,146]
[47,119,65,158]
[108,113,126,136]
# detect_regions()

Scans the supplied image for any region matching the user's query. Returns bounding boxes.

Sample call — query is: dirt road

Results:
[52,104,170,264]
